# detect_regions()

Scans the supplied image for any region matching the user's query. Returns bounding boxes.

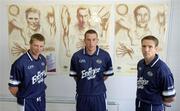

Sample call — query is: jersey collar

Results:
[144,54,160,67]
[83,46,100,56]
[27,50,41,61]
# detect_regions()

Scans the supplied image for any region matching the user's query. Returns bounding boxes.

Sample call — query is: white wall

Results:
[166,0,180,111]
[0,0,10,97]
[0,0,180,111]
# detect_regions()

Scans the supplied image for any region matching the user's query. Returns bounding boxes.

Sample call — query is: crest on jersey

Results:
[96,59,102,64]
[28,65,34,69]
[41,62,45,66]
[147,71,153,77]
[79,59,86,63]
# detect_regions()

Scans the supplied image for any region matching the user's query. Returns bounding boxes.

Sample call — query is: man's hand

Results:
[9,87,18,97]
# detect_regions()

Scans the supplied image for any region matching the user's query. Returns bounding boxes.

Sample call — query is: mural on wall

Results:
[114,3,168,75]
[8,4,57,72]
[59,4,113,74]
[7,2,169,75]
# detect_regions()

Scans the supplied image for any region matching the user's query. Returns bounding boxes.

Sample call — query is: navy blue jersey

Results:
[136,54,176,105]
[9,51,47,105]
[70,47,114,95]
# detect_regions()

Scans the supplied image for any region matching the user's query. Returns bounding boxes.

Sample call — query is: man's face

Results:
[141,39,157,62]
[30,39,44,57]
[27,12,40,31]
[84,33,98,53]
[135,7,150,28]
[77,8,89,28]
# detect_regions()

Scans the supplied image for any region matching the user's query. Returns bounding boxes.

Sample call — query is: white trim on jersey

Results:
[83,48,86,54]
[104,93,107,110]
[162,89,176,96]
[150,104,152,111]
[70,71,77,76]
[9,79,21,85]
[104,69,113,75]
[96,48,100,56]
[138,101,141,108]
[83,47,100,56]
[151,56,160,67]
[27,51,33,61]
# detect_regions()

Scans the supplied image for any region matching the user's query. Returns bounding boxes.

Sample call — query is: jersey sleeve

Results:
[8,62,23,87]
[160,65,176,98]
[69,54,77,77]
[103,53,114,76]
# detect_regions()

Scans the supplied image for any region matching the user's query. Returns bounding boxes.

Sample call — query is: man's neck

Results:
[29,50,39,60]
[86,50,96,55]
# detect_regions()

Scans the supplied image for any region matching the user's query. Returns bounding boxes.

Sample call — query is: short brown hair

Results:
[29,33,45,44]
[84,29,98,39]
[141,35,159,47]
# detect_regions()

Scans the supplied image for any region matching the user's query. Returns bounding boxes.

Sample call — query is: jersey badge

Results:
[147,71,153,77]
[79,59,86,63]
[96,59,102,64]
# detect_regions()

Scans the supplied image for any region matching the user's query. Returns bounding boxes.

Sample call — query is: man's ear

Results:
[156,46,161,52]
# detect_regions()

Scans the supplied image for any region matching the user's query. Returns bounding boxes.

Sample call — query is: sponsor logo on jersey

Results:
[81,67,100,80]
[137,77,149,89]
[32,71,46,84]
[28,65,34,70]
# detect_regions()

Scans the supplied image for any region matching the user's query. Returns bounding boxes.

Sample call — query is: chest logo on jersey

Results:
[32,71,45,85]
[41,62,45,66]
[96,59,102,64]
[79,59,86,63]
[147,71,153,77]
[81,67,100,80]
[137,77,149,89]
[138,67,142,71]
[28,65,34,70]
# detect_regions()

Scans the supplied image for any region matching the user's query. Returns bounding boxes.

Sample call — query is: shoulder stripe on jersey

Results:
[96,48,99,56]
[27,51,33,61]
[151,56,160,67]
[9,79,21,85]
[83,48,85,54]
[70,71,77,75]
[162,89,176,96]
